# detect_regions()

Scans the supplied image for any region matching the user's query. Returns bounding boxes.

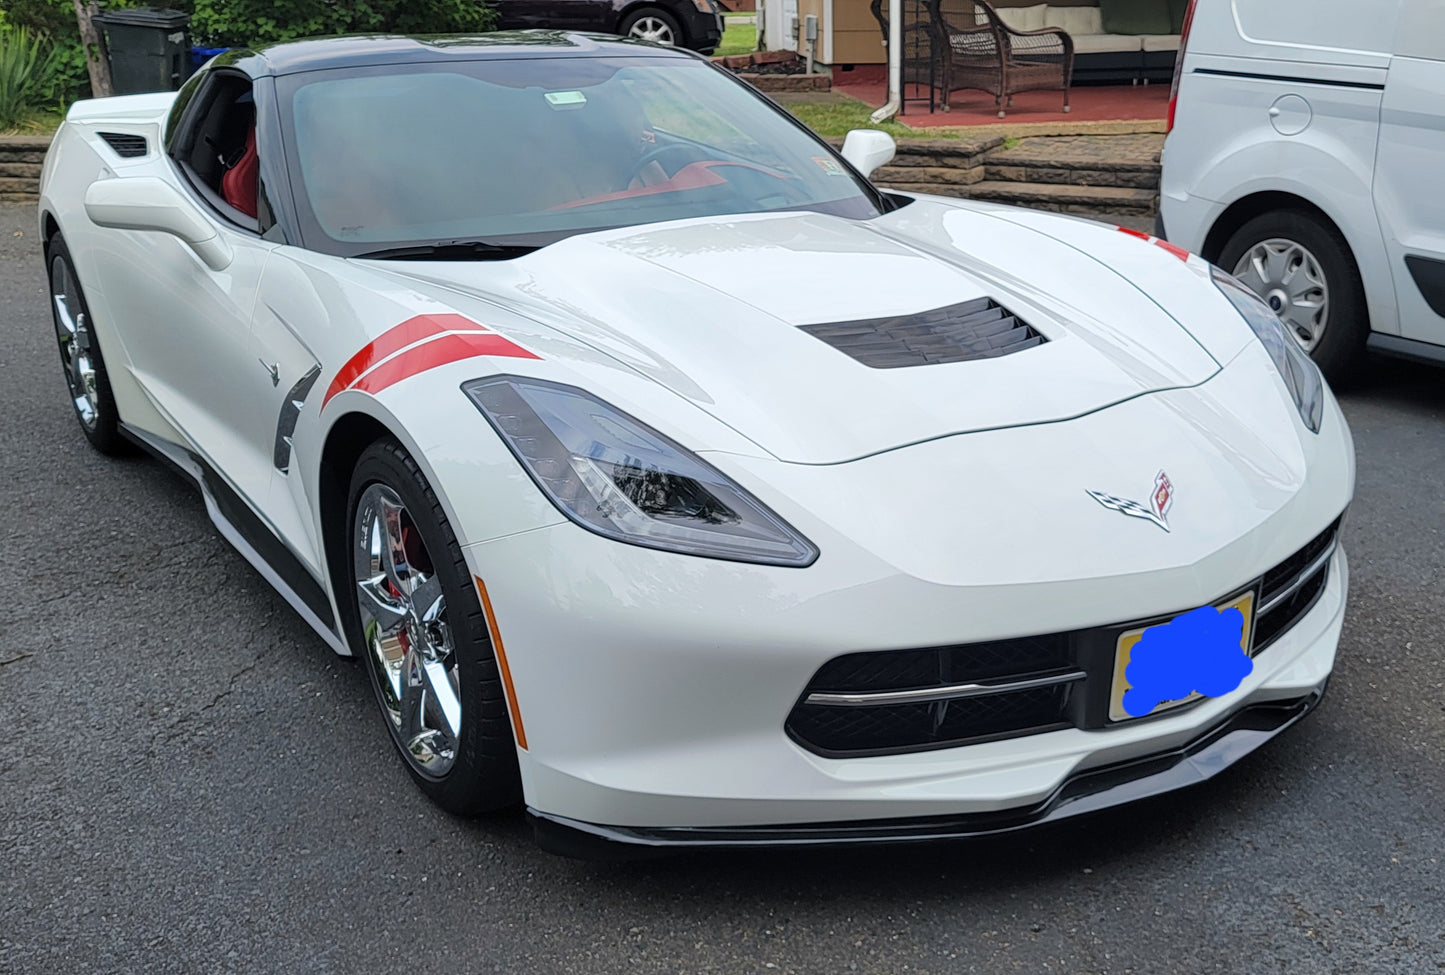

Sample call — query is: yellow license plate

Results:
[1108,590,1256,722]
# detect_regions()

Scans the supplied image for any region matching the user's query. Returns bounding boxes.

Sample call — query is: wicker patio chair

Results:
[928,0,1074,117]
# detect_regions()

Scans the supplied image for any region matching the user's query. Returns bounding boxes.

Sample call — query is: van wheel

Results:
[1218,210,1367,383]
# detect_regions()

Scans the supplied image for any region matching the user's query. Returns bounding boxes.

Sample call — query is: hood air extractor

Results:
[801,296,1046,368]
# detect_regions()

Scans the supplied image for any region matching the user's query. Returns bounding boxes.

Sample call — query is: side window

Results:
[1233,0,1400,56]
[1395,0,1445,60]
[168,71,266,232]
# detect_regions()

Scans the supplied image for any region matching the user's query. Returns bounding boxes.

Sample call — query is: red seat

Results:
[222,124,259,218]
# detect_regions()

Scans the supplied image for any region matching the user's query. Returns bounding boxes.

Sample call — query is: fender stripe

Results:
[322,314,539,408]
[475,576,527,751]
[349,331,539,399]
[1117,226,1192,263]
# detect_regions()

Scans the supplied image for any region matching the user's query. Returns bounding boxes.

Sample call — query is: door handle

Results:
[259,359,279,387]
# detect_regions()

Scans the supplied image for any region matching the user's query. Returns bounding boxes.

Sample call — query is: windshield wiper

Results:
[351,239,541,261]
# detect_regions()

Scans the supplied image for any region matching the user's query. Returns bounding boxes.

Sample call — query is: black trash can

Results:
[93,8,192,95]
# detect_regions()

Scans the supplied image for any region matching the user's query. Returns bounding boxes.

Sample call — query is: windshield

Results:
[278,55,885,256]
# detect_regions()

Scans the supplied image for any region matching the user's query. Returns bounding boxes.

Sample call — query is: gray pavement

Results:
[1,203,1442,974]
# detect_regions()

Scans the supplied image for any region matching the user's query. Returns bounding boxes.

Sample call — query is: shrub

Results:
[188,0,496,47]
[0,23,60,128]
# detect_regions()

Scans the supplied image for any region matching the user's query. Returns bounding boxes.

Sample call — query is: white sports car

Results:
[40,33,1354,856]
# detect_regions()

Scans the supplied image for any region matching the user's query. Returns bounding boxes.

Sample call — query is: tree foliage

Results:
[188,0,496,47]
[0,0,496,108]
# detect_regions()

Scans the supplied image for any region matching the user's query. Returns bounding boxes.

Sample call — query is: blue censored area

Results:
[1122,605,1253,718]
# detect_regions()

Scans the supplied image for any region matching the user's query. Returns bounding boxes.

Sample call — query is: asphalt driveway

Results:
[1,203,1441,974]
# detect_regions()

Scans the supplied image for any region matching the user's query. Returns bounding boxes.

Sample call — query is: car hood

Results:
[375,201,1222,464]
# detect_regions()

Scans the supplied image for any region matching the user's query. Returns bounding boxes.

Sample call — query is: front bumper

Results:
[457,365,1353,854]
[680,4,723,52]
[530,680,1328,857]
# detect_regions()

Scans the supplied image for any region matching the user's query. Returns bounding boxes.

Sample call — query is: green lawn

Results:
[715,13,757,57]
[1,109,63,137]
[783,98,965,140]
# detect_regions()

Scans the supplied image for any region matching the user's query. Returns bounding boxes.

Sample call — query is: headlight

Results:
[1211,266,1325,433]
[464,376,819,567]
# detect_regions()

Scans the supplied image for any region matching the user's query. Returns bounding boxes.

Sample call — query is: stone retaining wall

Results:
[0,137,49,204]
[826,136,1002,195]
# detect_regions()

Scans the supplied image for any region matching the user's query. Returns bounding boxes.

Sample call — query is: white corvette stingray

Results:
[39,33,1354,856]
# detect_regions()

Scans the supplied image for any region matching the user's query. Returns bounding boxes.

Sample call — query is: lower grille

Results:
[789,684,1071,756]
[786,518,1342,757]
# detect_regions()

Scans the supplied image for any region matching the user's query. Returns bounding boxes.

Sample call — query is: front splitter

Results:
[528,681,1328,859]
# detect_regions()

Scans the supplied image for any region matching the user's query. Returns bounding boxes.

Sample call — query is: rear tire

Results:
[621,7,684,46]
[342,438,522,816]
[47,235,127,454]
[1217,209,1367,384]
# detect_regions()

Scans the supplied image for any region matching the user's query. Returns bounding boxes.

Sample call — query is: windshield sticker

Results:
[544,90,587,109]
[812,156,847,176]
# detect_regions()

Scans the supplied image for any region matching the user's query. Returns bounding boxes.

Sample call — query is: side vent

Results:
[98,132,148,158]
[801,297,1046,368]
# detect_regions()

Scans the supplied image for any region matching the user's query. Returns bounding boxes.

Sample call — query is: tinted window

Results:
[278,56,883,254]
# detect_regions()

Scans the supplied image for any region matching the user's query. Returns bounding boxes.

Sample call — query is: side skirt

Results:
[120,422,349,656]
[1366,332,1445,368]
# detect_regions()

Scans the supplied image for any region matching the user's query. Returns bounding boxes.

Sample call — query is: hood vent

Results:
[98,132,148,158]
[801,297,1046,368]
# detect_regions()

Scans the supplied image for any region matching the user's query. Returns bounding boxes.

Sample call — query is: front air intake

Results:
[800,297,1046,368]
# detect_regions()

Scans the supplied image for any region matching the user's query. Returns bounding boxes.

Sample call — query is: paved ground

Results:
[1,203,1442,974]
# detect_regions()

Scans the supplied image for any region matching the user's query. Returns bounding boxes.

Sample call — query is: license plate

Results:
[1108,591,1256,722]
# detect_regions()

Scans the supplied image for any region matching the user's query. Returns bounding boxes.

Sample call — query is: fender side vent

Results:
[801,297,1046,368]
[98,132,148,158]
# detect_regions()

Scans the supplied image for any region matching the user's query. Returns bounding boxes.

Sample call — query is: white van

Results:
[1159,0,1445,380]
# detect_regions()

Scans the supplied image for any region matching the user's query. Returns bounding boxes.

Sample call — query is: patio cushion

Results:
[991,4,1048,31]
[1140,33,1181,52]
[1043,6,1104,36]
[1070,32,1145,53]
[1097,0,1173,35]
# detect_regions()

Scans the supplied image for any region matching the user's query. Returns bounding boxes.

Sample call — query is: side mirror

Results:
[84,176,233,271]
[840,129,896,179]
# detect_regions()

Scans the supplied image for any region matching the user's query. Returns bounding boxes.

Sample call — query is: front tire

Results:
[1217,209,1367,383]
[621,7,684,46]
[47,234,126,454]
[342,439,521,816]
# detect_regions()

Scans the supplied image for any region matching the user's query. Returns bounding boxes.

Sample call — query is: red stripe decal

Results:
[323,314,476,407]
[1116,226,1192,263]
[348,331,540,399]
[1153,238,1192,263]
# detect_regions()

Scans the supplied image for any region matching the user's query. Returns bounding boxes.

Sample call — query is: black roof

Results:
[220,31,695,78]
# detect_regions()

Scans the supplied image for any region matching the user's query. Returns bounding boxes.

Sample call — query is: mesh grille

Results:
[1255,568,1329,650]
[788,686,1069,755]
[787,517,1341,757]
[1261,520,1338,605]
[800,297,1046,369]
[98,132,148,158]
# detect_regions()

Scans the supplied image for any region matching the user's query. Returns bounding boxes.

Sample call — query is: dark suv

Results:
[490,0,724,53]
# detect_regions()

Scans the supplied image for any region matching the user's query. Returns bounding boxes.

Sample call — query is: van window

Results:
[1233,0,1400,56]
[1394,0,1445,60]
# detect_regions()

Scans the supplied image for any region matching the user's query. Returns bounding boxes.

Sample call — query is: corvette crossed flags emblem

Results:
[1087,471,1175,533]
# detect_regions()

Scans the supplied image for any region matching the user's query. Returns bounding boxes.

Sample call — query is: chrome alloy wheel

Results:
[1232,238,1331,353]
[628,16,677,44]
[354,483,461,777]
[50,255,99,429]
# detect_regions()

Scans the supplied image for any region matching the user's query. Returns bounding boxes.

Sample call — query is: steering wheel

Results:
[626,142,711,186]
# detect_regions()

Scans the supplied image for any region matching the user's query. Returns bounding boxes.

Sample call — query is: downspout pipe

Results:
[869,0,902,123]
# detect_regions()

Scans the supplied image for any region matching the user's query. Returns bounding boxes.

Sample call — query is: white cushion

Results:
[1070,32,1145,53]
[1043,6,1103,36]
[1141,33,1181,52]
[992,4,1048,31]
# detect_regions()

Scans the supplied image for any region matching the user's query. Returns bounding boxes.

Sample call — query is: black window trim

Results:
[165,65,275,239]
